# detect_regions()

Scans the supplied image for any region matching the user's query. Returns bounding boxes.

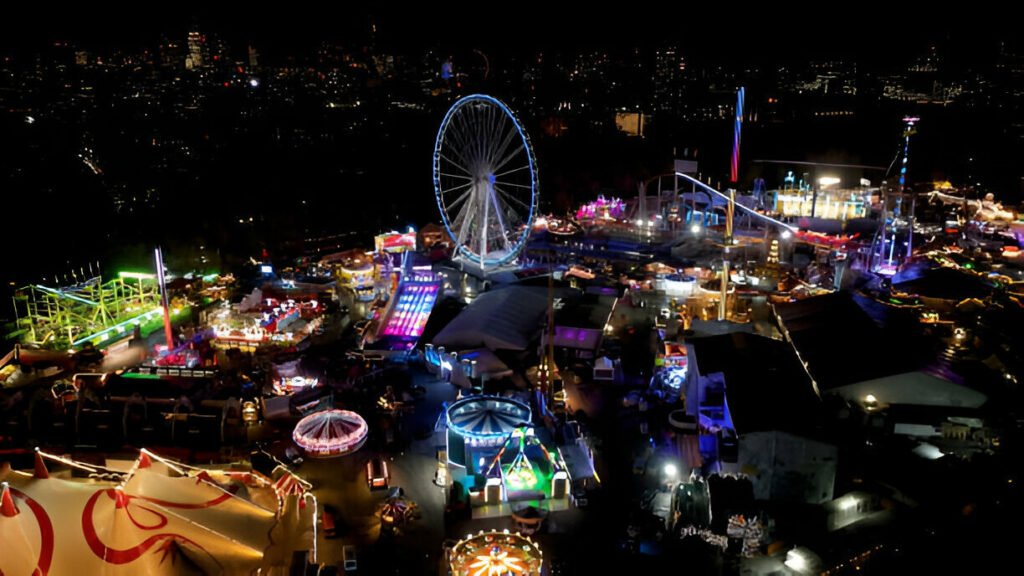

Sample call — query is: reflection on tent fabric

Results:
[0,450,315,575]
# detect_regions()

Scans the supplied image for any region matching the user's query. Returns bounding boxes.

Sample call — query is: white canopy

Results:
[433,287,548,351]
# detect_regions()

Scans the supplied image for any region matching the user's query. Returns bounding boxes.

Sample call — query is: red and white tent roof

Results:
[0,450,315,575]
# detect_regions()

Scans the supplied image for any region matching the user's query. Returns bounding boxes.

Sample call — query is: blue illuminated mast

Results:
[876,116,919,273]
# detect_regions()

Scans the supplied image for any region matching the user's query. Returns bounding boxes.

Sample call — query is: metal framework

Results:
[433,94,539,269]
[11,272,163,350]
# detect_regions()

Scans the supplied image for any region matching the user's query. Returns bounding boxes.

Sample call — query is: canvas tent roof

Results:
[0,450,314,575]
[432,286,548,351]
[833,370,987,408]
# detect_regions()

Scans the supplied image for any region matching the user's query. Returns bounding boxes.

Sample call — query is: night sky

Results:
[0,7,1013,64]
[0,7,1019,285]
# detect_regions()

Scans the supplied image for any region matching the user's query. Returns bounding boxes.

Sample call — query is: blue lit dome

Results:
[446,396,531,447]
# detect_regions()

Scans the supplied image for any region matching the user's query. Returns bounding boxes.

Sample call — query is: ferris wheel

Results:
[433,94,539,268]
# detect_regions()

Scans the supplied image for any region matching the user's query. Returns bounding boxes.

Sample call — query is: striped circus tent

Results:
[0,450,315,575]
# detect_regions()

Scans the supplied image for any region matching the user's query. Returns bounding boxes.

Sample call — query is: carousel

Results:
[292,409,368,458]
[449,530,544,576]
[446,396,532,449]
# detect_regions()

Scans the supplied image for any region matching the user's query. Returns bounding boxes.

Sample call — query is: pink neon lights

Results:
[292,409,368,457]
[382,283,438,338]
[576,195,625,221]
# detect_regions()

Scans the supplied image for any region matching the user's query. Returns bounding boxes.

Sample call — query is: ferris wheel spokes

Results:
[433,94,538,268]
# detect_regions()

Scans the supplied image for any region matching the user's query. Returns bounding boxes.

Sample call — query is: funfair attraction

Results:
[449,530,544,576]
[378,280,439,347]
[575,194,626,222]
[291,409,369,458]
[445,397,571,511]
[10,271,187,351]
[433,94,539,272]
[361,251,442,353]
[208,289,325,352]
[480,426,570,504]
[446,396,532,454]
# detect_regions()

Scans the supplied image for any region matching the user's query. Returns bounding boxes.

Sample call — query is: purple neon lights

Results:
[576,195,626,221]
[382,283,438,338]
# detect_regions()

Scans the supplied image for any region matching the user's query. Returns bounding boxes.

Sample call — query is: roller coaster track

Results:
[674,172,797,232]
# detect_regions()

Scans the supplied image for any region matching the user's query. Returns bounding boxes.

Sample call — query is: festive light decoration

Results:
[214,323,267,342]
[727,514,765,557]
[680,525,729,550]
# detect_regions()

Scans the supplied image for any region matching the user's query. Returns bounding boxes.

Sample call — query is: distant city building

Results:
[615,111,650,137]
[654,46,686,111]
[158,40,185,69]
[186,30,206,70]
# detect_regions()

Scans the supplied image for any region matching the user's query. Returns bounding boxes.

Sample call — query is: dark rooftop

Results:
[894,265,998,301]
[689,331,821,436]
[773,292,923,391]
[555,292,617,330]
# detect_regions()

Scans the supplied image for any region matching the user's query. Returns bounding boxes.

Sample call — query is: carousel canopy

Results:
[446,396,531,442]
[292,409,368,457]
[450,530,543,576]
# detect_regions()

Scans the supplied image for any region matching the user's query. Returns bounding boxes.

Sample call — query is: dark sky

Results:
[0,6,1012,65]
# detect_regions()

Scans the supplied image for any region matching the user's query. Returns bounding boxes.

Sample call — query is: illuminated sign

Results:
[374,231,417,254]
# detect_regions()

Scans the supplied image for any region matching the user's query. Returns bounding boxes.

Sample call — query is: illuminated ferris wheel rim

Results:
[433,93,539,267]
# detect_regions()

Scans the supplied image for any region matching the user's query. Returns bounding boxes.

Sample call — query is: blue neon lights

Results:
[446,396,531,444]
[432,94,538,267]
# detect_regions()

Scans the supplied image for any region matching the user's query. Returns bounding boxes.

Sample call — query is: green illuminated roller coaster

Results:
[8,271,186,351]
